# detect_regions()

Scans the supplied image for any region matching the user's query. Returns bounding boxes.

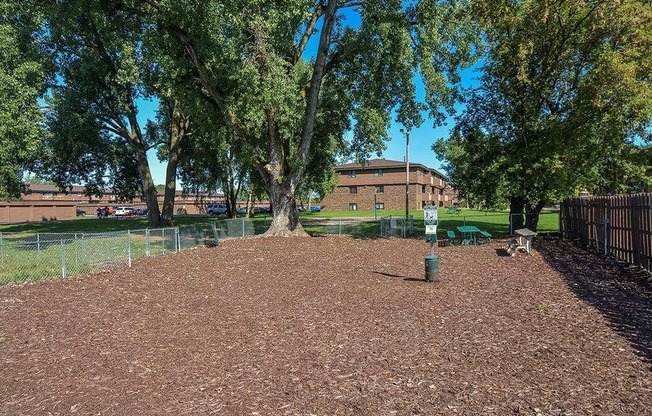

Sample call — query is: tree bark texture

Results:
[264,179,306,237]
[161,103,188,226]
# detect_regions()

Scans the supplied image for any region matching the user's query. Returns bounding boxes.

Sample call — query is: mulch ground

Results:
[1,235,651,415]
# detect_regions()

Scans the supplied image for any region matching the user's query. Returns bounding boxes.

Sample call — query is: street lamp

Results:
[400,128,410,220]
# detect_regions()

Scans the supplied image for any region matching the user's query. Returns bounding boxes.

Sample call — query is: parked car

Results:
[309,206,321,212]
[206,203,228,216]
[133,207,148,216]
[76,209,86,217]
[236,206,248,214]
[253,206,271,214]
[114,207,134,217]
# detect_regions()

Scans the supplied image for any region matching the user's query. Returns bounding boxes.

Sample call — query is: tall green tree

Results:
[0,1,47,199]
[36,0,192,226]
[435,0,652,231]
[36,1,162,224]
[114,0,478,236]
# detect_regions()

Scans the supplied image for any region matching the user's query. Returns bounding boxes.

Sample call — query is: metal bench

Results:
[447,230,461,246]
[478,230,492,245]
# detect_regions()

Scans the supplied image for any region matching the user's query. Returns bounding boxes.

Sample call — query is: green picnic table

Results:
[457,225,481,246]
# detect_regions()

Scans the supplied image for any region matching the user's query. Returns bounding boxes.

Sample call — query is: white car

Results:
[206,204,228,216]
[114,207,133,216]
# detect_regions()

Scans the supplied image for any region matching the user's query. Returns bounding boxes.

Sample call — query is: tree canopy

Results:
[104,0,479,235]
[0,1,46,199]
[435,0,652,230]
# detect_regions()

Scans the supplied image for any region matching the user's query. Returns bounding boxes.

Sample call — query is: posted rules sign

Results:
[424,206,438,234]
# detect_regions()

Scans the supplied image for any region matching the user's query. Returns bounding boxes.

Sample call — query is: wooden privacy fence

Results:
[560,193,652,272]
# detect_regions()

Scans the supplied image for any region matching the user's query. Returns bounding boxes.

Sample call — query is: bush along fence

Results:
[560,193,652,273]
[0,219,272,286]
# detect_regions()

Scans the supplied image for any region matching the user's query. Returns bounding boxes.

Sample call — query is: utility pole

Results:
[401,128,410,219]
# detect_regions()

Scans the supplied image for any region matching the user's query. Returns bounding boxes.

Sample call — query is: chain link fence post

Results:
[81,233,86,260]
[74,233,78,268]
[60,239,66,278]
[175,227,180,252]
[128,230,132,267]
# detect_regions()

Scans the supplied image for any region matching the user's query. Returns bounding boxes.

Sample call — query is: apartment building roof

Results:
[335,158,447,179]
[23,184,223,199]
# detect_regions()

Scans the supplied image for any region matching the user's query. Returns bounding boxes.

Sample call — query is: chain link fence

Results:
[380,215,414,237]
[0,217,399,286]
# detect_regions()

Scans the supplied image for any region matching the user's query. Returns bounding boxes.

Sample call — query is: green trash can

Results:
[425,255,439,282]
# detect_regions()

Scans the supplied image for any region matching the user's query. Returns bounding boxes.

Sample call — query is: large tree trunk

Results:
[524,200,546,232]
[160,153,179,226]
[264,179,307,237]
[134,146,162,227]
[161,102,188,226]
[125,95,162,227]
[222,152,241,219]
[509,196,525,234]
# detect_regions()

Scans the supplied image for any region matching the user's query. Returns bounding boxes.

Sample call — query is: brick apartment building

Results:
[320,159,457,212]
[0,184,226,223]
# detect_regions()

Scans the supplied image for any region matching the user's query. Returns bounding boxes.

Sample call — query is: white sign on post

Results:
[424,206,438,234]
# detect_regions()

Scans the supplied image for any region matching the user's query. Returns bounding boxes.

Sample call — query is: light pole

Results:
[400,128,410,220]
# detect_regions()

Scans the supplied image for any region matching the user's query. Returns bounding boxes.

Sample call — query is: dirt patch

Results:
[1,236,650,415]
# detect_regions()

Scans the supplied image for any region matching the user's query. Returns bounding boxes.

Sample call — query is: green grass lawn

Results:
[305,208,559,236]
[1,208,559,236]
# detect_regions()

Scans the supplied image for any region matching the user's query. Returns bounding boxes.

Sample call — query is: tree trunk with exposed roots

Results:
[263,178,308,237]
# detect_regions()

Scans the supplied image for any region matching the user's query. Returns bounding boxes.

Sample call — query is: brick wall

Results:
[0,202,78,223]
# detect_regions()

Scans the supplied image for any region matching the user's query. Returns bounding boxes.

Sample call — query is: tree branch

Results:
[164,24,249,145]
[294,2,325,65]
[296,0,338,179]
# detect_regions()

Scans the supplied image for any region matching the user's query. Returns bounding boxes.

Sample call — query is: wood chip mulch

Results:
[1,235,650,415]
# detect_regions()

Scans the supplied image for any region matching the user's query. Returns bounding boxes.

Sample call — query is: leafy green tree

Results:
[114,0,479,236]
[35,0,192,226]
[435,0,652,231]
[176,119,252,218]
[146,94,190,225]
[0,1,47,199]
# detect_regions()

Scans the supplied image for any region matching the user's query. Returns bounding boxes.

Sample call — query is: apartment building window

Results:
[439,188,444,195]
[349,203,358,211]
[349,186,357,194]
[431,186,435,194]
[375,185,384,193]
[375,202,385,210]
[374,169,383,176]
[347,170,356,177]
[422,185,426,193]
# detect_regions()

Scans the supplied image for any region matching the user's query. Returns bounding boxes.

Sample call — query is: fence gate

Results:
[380,215,414,238]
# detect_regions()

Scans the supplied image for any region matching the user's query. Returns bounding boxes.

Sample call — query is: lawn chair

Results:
[478,230,492,245]
[446,230,461,246]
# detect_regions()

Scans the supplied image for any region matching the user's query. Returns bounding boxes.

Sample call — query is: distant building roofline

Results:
[334,158,447,179]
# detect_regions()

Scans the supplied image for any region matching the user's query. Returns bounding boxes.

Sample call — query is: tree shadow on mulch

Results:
[537,235,652,366]
[373,271,432,283]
